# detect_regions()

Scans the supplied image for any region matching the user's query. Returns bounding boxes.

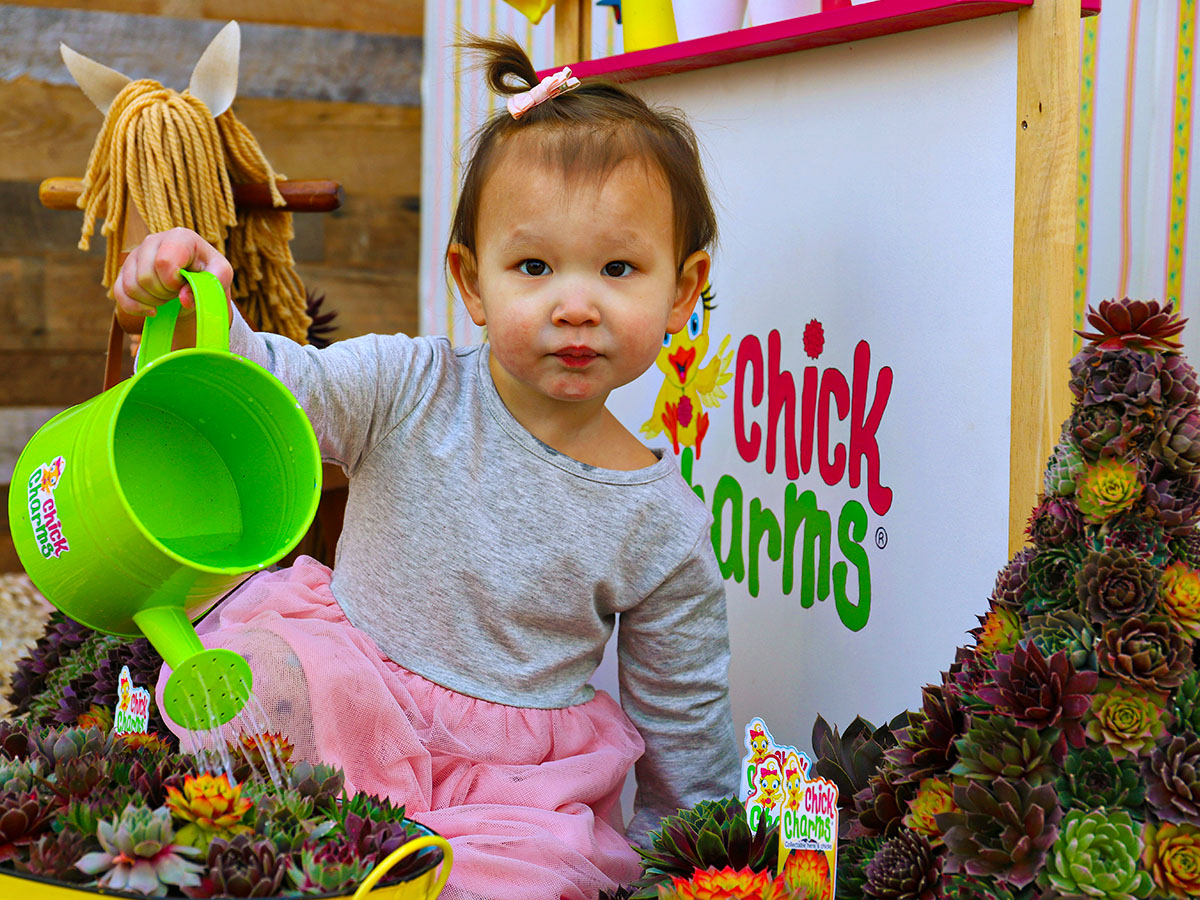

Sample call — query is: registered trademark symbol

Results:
[875,527,888,549]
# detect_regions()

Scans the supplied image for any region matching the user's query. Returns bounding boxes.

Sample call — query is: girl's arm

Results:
[115,228,435,472]
[617,533,741,846]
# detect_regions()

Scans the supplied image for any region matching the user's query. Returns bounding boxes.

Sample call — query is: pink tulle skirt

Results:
[155,556,644,900]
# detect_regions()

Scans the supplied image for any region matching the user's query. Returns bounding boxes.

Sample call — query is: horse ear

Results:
[60,43,132,115]
[189,20,240,117]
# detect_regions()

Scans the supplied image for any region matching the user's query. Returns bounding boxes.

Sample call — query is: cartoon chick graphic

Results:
[784,752,804,812]
[755,757,783,810]
[40,456,65,494]
[747,719,771,764]
[641,283,732,458]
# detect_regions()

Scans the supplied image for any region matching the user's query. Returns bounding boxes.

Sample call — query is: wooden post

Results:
[554,0,592,66]
[1009,0,1081,556]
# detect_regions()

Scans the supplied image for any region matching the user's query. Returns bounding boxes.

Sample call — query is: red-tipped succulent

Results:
[1076,298,1187,354]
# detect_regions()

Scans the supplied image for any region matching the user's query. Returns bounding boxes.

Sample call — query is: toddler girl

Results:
[117,36,738,900]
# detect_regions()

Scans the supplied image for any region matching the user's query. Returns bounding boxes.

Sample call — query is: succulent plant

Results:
[76,803,203,896]
[1171,529,1200,568]
[189,833,290,899]
[0,719,34,762]
[225,731,294,785]
[1143,731,1200,825]
[973,643,1097,749]
[288,760,345,812]
[971,605,1022,657]
[286,841,375,895]
[990,548,1038,608]
[1144,467,1200,536]
[854,767,917,840]
[901,778,957,844]
[31,725,115,766]
[1096,514,1173,565]
[14,828,98,884]
[1142,820,1200,898]
[39,753,109,803]
[1055,744,1145,814]
[1037,808,1152,899]
[1174,670,1200,734]
[657,865,796,900]
[1161,560,1200,637]
[939,873,1042,900]
[1070,346,1165,415]
[338,812,436,883]
[1025,543,1087,611]
[598,887,637,900]
[1076,547,1159,621]
[632,796,777,899]
[1065,401,1146,460]
[780,849,833,900]
[304,288,339,348]
[1098,615,1191,692]
[949,717,1061,786]
[6,614,93,716]
[812,714,890,835]
[837,836,882,898]
[1083,679,1169,758]
[1155,405,1200,474]
[885,683,964,786]
[1027,496,1085,547]
[863,829,941,900]
[1044,443,1088,497]
[937,778,1062,888]
[0,788,59,861]
[1024,609,1098,673]
[166,772,254,850]
[1075,457,1145,524]
[0,756,42,794]
[1076,298,1187,354]
[333,789,409,828]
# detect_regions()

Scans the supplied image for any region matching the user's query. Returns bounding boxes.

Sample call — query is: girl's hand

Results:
[114,228,234,332]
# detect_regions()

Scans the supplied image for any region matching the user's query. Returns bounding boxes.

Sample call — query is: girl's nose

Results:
[552,289,601,326]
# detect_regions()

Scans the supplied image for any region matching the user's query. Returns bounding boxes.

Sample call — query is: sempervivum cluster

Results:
[802,299,1200,897]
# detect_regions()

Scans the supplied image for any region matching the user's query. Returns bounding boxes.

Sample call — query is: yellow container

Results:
[622,0,678,51]
[0,830,452,899]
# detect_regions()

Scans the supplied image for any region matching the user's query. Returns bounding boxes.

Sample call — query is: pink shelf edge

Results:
[543,0,1102,83]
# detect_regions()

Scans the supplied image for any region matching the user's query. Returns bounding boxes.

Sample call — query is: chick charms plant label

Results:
[740,718,837,895]
[113,665,151,735]
[25,455,70,559]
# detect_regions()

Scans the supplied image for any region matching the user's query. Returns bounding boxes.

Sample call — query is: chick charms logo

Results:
[113,665,151,735]
[26,455,70,559]
[662,311,894,633]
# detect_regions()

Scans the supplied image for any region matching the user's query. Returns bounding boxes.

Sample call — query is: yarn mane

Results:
[76,79,310,343]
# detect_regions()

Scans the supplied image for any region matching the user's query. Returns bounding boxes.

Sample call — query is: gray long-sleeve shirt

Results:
[229,313,739,842]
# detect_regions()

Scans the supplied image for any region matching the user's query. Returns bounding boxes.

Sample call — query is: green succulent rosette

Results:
[1055,745,1145,814]
[949,716,1060,787]
[1025,544,1087,612]
[972,605,1022,657]
[1045,443,1088,497]
[1174,671,1200,735]
[1082,679,1169,759]
[836,836,882,898]
[1038,809,1152,899]
[76,803,203,896]
[1025,609,1099,673]
[1095,515,1172,566]
[1074,457,1144,524]
[1153,405,1200,474]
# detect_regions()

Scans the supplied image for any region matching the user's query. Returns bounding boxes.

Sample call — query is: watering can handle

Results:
[353,835,453,899]
[138,268,230,366]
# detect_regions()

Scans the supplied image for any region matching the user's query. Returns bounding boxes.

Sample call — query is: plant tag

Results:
[739,717,838,897]
[113,665,151,735]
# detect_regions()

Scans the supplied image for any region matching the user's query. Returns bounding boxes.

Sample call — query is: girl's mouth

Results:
[555,346,599,368]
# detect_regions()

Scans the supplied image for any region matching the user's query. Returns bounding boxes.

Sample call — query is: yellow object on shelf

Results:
[623,0,679,51]
[502,0,557,24]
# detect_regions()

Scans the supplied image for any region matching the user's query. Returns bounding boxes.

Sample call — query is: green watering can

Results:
[7,270,321,730]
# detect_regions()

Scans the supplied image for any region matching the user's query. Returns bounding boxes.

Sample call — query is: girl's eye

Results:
[687,312,702,339]
[603,261,633,277]
[662,333,672,347]
[518,259,548,276]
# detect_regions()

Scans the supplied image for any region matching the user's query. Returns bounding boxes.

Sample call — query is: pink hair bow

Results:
[507,67,581,119]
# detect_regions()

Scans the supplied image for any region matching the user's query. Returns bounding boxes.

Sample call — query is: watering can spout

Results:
[136,604,253,730]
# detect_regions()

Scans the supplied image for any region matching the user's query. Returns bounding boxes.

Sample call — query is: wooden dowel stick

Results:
[38,177,343,213]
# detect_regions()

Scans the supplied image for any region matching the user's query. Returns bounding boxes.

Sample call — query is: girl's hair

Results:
[449,37,717,269]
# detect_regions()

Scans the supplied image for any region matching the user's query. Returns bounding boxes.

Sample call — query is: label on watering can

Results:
[25,456,70,559]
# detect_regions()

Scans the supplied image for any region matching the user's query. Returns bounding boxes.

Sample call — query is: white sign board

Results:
[598,14,1020,757]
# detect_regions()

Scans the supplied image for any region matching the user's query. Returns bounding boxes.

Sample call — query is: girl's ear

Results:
[448,244,486,326]
[666,250,711,333]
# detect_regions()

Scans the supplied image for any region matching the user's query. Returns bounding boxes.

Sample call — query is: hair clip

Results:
[507,67,581,120]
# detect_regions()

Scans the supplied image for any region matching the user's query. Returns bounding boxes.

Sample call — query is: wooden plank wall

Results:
[0,1,424,571]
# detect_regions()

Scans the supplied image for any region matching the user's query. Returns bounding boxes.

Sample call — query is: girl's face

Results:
[449,146,709,414]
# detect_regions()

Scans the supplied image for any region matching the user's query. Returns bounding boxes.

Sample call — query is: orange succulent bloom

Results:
[659,866,792,900]
[165,772,253,832]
